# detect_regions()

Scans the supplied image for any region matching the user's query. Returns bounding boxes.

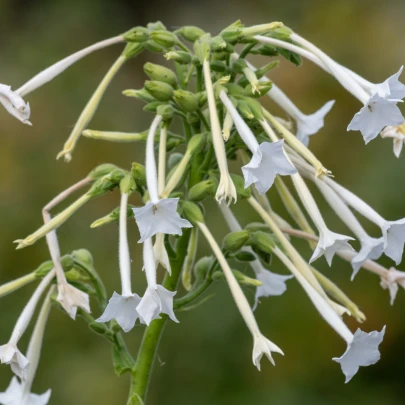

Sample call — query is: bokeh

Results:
[1,0,405,404]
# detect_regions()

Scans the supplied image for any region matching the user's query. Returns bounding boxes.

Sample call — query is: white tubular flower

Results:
[133,115,192,243]
[0,270,54,380]
[222,110,234,141]
[153,233,171,273]
[326,178,405,265]
[16,36,124,97]
[203,60,237,204]
[0,84,31,125]
[218,202,292,311]
[136,238,178,326]
[290,174,353,265]
[56,283,90,320]
[219,91,296,194]
[274,246,385,382]
[380,268,405,305]
[198,221,283,370]
[0,376,50,405]
[381,124,405,158]
[315,178,383,279]
[97,192,142,332]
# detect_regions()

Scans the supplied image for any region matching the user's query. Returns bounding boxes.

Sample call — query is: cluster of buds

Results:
[1,19,405,402]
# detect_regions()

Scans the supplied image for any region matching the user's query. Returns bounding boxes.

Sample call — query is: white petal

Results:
[242,140,297,195]
[97,292,142,332]
[133,198,192,243]
[0,84,31,125]
[333,327,385,383]
[0,344,29,380]
[252,334,284,371]
[383,218,405,265]
[153,234,172,274]
[310,231,354,266]
[393,137,404,158]
[136,287,162,326]
[296,100,335,146]
[27,390,52,405]
[156,285,179,323]
[377,66,405,100]
[57,283,90,320]
[253,268,293,310]
[348,94,404,144]
[0,377,23,405]
[350,238,384,280]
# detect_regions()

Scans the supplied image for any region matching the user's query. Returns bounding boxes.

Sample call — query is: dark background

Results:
[1,0,405,404]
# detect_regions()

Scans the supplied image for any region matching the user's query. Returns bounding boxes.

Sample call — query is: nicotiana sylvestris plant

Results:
[1,19,405,404]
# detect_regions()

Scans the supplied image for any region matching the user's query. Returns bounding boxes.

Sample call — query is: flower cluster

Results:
[1,20,405,403]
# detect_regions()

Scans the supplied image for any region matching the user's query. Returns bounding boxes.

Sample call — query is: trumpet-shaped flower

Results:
[365,66,405,100]
[0,377,51,405]
[136,238,178,326]
[351,237,384,279]
[380,268,405,305]
[0,84,31,125]
[57,282,90,320]
[0,344,29,381]
[333,327,386,383]
[97,192,143,332]
[253,335,284,370]
[381,124,405,158]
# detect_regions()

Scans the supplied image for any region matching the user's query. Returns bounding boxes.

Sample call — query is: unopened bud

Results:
[131,163,146,188]
[243,81,272,98]
[90,205,134,228]
[224,83,244,96]
[123,88,156,103]
[123,42,144,59]
[232,270,262,286]
[164,51,192,64]
[211,36,227,52]
[123,26,150,42]
[147,21,167,31]
[156,104,175,121]
[166,137,183,151]
[187,112,200,126]
[250,231,277,255]
[235,251,256,262]
[253,45,278,57]
[188,180,215,202]
[244,222,272,233]
[168,153,184,170]
[173,90,199,112]
[243,97,264,120]
[220,20,245,43]
[119,174,136,195]
[88,163,117,180]
[210,60,228,73]
[194,256,214,280]
[145,80,174,101]
[223,230,251,252]
[144,62,178,87]
[143,101,166,113]
[144,40,165,53]
[72,249,94,267]
[177,26,206,42]
[197,92,207,107]
[194,33,211,63]
[182,201,204,225]
[255,60,280,78]
[150,30,178,47]
[186,133,206,154]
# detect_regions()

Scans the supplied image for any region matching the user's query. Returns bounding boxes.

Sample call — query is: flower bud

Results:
[88,169,126,197]
[197,91,207,107]
[235,251,256,262]
[211,36,227,52]
[131,163,146,188]
[194,33,211,63]
[168,152,184,170]
[243,81,272,98]
[186,133,206,154]
[144,40,165,53]
[166,137,183,151]
[143,101,166,113]
[231,174,252,199]
[123,88,156,103]
[264,25,292,41]
[252,45,278,57]
[255,60,280,78]
[187,112,200,126]
[144,62,178,87]
[194,256,214,279]
[250,231,277,255]
[244,222,272,233]
[173,90,199,112]
[223,230,251,252]
[182,201,204,225]
[237,99,255,120]
[224,83,244,96]
[150,30,178,47]
[210,60,228,73]
[72,249,94,267]
[232,59,248,74]
[156,104,175,121]
[147,21,167,31]
[90,204,135,228]
[231,270,262,287]
[119,174,136,195]
[88,163,117,180]
[220,20,244,43]
[177,26,206,42]
[188,180,216,201]
[122,42,144,59]
[89,321,110,336]
[165,51,192,64]
[123,26,150,42]
[145,80,174,102]
[242,97,264,121]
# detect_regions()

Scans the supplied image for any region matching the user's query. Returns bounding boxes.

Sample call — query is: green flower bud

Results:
[168,153,184,171]
[223,230,251,252]
[61,254,75,271]
[150,30,178,47]
[220,20,245,43]
[224,83,244,96]
[123,26,150,42]
[244,222,272,233]
[278,47,302,66]
[119,174,136,195]
[123,88,156,103]
[243,97,264,120]
[210,60,228,73]
[144,62,178,87]
[197,91,207,107]
[88,163,117,180]
[143,101,166,113]
[122,42,144,59]
[231,269,262,287]
[87,169,126,197]
[230,174,251,199]
[131,163,146,188]
[89,321,110,336]
[235,251,256,262]
[211,35,227,52]
[232,59,248,74]
[264,25,293,41]
[164,51,192,64]
[34,261,54,278]
[255,60,280,78]
[182,201,204,225]
[252,45,279,57]
[173,90,199,112]
[194,33,211,64]
[147,21,167,31]
[188,180,215,202]
[194,256,214,279]
[237,100,254,120]
[144,40,165,53]
[186,133,206,155]
[90,204,135,228]
[187,112,200,125]
[243,81,272,98]
[145,80,174,102]
[156,104,175,121]
[65,268,90,283]
[72,249,94,267]
[250,231,277,254]
[177,26,205,42]
[166,137,183,151]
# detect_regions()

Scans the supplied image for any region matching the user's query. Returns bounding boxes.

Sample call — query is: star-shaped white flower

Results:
[347,94,404,144]
[350,237,384,280]
[382,218,405,265]
[57,282,90,320]
[0,344,29,380]
[242,140,297,195]
[381,125,405,158]
[133,198,192,243]
[252,334,284,371]
[370,66,405,100]
[310,230,354,266]
[0,377,51,405]
[333,327,386,383]
[0,84,31,125]
[380,268,405,305]
[97,292,143,332]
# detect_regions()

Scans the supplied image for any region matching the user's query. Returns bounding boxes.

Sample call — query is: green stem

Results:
[128,230,190,405]
[197,109,210,131]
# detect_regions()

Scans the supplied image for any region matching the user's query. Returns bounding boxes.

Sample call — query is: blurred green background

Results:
[1,0,405,404]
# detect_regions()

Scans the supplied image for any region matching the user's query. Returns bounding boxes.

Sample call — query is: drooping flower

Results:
[380,268,405,305]
[0,84,31,125]
[97,192,142,332]
[350,238,384,280]
[0,344,29,381]
[381,124,405,158]
[219,90,296,194]
[0,377,51,405]
[153,233,171,273]
[56,282,90,320]
[133,115,192,242]
[136,238,178,326]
